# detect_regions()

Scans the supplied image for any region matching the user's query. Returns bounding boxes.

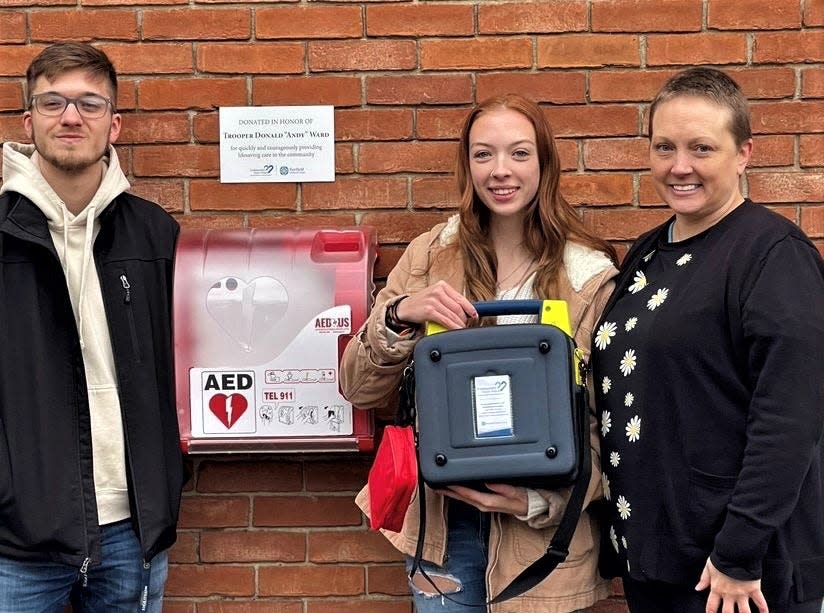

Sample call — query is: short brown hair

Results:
[26,42,118,107]
[648,67,751,146]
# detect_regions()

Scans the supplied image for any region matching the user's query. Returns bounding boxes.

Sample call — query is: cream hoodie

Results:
[1,142,131,525]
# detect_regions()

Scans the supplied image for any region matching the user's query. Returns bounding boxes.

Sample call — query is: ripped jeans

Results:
[405,499,586,613]
[405,499,490,612]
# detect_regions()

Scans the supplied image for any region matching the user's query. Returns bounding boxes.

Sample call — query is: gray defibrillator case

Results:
[412,300,587,490]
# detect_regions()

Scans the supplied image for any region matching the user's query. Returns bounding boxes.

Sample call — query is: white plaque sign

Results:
[219,105,335,183]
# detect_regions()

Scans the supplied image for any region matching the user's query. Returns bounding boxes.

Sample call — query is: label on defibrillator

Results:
[471,374,515,438]
[189,305,353,437]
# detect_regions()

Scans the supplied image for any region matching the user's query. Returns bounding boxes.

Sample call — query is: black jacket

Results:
[0,191,184,566]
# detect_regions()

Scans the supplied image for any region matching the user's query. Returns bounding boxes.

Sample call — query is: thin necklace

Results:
[496,254,534,289]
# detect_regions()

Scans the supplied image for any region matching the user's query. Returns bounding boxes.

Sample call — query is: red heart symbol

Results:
[208,393,249,429]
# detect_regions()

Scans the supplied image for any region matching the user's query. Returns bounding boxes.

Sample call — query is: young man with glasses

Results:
[0,42,184,612]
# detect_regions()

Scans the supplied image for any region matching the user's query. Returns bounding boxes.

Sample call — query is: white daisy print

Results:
[602,376,612,394]
[624,392,634,407]
[601,411,612,437]
[626,415,642,442]
[602,473,611,500]
[595,321,617,350]
[621,536,627,549]
[646,287,669,311]
[676,253,692,266]
[610,451,621,467]
[628,270,648,294]
[610,525,619,553]
[617,495,631,520]
[625,317,637,332]
[619,349,637,376]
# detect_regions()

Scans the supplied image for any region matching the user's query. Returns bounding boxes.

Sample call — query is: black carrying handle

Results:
[473,299,543,318]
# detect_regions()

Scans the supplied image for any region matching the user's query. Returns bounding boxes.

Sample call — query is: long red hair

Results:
[449,94,616,301]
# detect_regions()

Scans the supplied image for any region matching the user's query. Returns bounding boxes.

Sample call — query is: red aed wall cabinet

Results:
[174,227,377,453]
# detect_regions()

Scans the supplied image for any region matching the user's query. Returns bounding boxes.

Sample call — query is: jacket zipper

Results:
[50,240,94,576]
[80,556,91,586]
[140,560,150,611]
[120,274,143,362]
[109,265,150,564]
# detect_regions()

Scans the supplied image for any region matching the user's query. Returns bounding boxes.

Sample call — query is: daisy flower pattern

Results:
[602,474,611,500]
[601,411,612,437]
[676,253,692,266]
[610,451,621,467]
[620,349,637,376]
[626,415,641,442]
[624,392,634,407]
[646,288,669,311]
[628,270,648,294]
[602,377,612,394]
[621,536,627,549]
[610,526,619,553]
[595,321,618,350]
[625,317,637,332]
[617,495,631,520]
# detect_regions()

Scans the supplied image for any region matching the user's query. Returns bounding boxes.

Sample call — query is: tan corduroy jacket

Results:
[340,216,618,613]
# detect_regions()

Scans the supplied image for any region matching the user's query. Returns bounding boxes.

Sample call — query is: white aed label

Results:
[472,374,514,438]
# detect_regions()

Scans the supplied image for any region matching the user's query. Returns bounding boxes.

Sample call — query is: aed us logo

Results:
[314,316,350,332]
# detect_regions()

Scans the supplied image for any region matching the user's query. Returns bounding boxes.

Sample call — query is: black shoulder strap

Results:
[491,359,592,602]
[489,396,591,603]
[396,363,416,427]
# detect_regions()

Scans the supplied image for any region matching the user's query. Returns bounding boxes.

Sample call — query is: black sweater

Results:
[592,200,824,605]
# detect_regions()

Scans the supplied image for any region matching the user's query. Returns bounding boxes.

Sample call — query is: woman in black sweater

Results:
[592,67,824,613]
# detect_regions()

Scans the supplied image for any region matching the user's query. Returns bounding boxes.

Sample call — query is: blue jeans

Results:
[0,520,168,613]
[405,500,584,613]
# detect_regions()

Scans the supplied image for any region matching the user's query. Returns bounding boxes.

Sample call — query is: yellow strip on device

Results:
[425,299,572,337]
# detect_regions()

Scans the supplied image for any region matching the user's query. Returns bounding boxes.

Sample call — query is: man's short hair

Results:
[26,42,118,107]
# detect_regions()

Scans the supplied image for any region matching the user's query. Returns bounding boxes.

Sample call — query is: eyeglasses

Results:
[29,93,114,119]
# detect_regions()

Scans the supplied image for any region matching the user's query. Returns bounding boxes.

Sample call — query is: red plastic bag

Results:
[367,425,417,532]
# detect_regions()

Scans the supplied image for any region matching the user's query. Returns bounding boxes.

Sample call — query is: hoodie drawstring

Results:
[58,204,81,347]
[60,204,70,283]
[76,205,97,350]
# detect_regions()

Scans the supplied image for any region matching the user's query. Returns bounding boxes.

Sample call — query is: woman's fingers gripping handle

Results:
[395,281,477,330]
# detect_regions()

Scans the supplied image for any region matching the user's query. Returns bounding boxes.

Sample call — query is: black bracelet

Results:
[385,297,416,333]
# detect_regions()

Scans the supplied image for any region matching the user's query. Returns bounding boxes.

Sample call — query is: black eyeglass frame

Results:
[28,93,116,119]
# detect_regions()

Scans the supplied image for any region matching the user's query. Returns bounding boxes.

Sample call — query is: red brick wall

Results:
[2,1,822,611]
